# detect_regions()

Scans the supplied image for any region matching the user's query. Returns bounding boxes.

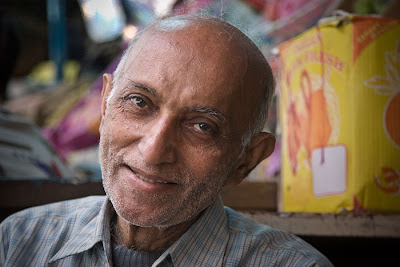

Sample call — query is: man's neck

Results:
[112,215,197,252]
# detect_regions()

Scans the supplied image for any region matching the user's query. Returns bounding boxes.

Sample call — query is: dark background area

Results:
[0,0,121,99]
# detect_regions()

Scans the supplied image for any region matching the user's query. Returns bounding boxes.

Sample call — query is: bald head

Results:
[99,15,276,228]
[111,14,274,147]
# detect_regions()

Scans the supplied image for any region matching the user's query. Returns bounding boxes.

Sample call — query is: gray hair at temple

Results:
[107,14,275,150]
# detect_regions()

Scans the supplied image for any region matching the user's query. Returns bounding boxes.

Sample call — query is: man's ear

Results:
[101,73,114,118]
[224,132,276,186]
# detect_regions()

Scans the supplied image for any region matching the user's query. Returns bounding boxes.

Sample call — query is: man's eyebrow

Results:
[193,106,226,122]
[123,77,157,96]
[122,77,225,121]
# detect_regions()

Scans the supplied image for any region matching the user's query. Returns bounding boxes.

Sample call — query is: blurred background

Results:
[1,0,397,181]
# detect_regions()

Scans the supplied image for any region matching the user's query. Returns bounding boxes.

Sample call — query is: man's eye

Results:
[127,95,147,108]
[194,123,213,132]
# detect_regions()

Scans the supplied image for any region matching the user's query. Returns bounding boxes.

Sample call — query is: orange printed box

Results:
[278,14,400,213]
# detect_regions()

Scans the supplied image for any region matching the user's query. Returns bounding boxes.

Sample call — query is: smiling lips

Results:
[127,165,175,185]
[136,172,171,184]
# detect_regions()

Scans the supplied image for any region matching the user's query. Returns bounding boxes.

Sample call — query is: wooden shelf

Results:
[0,180,105,209]
[0,180,276,210]
[1,180,399,239]
[241,211,400,238]
[221,181,277,210]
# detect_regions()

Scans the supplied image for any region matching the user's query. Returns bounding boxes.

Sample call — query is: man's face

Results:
[100,28,256,227]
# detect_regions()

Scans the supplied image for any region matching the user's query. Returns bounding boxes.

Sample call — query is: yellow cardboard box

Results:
[278,14,400,213]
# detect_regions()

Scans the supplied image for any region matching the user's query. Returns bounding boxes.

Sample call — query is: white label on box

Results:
[312,145,347,197]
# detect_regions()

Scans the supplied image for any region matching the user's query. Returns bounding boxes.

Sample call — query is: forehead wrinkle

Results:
[122,77,158,96]
[119,44,145,79]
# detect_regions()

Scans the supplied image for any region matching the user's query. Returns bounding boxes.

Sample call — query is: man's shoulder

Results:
[224,207,298,244]
[3,195,106,224]
[224,207,333,266]
[0,196,108,265]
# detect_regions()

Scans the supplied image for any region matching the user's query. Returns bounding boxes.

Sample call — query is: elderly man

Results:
[0,15,333,266]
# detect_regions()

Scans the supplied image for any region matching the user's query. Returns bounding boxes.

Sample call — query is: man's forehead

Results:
[138,16,236,47]
[119,16,268,108]
[123,22,245,76]
[121,20,262,97]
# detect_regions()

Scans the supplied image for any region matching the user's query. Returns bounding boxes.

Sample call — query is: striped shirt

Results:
[0,196,333,266]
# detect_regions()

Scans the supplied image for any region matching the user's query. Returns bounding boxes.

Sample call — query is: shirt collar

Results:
[156,197,230,267]
[49,197,113,263]
[49,196,229,266]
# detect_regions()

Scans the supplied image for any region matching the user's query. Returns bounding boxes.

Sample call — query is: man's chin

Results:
[108,194,175,227]
[116,209,183,229]
[111,196,203,229]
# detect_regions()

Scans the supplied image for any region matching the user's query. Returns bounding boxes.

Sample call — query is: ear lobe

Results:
[101,73,114,117]
[224,132,276,186]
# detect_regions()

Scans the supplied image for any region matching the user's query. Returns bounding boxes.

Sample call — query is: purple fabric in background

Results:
[43,55,121,159]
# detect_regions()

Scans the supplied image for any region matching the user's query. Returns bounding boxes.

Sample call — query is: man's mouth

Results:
[136,172,170,184]
[127,165,174,185]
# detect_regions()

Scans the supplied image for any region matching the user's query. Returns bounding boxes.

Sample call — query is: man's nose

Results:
[138,116,178,165]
